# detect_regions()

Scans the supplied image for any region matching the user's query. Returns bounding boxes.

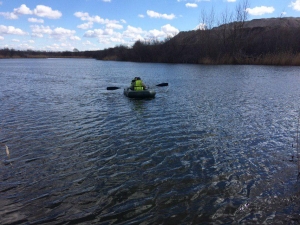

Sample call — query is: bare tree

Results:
[217,0,249,59]
[199,7,216,30]
[234,0,249,29]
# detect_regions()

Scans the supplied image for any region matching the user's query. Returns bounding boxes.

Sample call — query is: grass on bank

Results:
[2,51,300,66]
[198,52,300,66]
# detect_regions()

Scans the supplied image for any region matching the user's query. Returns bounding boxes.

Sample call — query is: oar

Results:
[107,87,121,90]
[107,83,168,90]
[156,83,168,87]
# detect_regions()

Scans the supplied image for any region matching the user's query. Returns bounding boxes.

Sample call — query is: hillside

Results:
[239,17,300,28]
[129,17,300,65]
[215,17,300,29]
[173,17,300,46]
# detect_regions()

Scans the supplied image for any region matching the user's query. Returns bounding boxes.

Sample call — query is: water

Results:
[1,59,300,224]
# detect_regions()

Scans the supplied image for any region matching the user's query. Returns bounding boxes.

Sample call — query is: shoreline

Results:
[1,53,300,66]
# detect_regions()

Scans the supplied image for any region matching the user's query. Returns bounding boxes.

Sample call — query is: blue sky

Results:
[0,0,300,51]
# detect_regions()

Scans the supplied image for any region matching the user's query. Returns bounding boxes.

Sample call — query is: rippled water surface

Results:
[2,58,300,224]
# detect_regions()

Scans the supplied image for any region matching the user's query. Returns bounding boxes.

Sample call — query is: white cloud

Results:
[74,11,118,24]
[147,10,176,20]
[0,12,18,19]
[12,39,20,42]
[83,40,93,45]
[103,28,114,35]
[30,25,78,41]
[77,22,93,29]
[186,3,198,8]
[227,0,236,2]
[33,5,62,19]
[28,18,44,23]
[0,4,61,19]
[14,4,32,15]
[138,14,145,18]
[19,43,34,50]
[83,28,117,41]
[70,36,81,41]
[246,6,275,16]
[83,23,179,47]
[290,0,300,11]
[0,25,27,35]
[74,11,122,32]
[125,25,144,34]
[147,29,165,38]
[31,25,52,35]
[145,24,179,40]
[121,19,126,23]
[106,23,123,29]
[110,37,125,43]
[122,25,145,42]
[74,12,89,19]
[84,29,105,38]
[45,43,61,51]
[51,27,76,40]
[0,36,4,40]
[88,30,126,45]
[32,33,43,38]
[161,24,179,36]
[194,23,206,30]
[103,0,111,2]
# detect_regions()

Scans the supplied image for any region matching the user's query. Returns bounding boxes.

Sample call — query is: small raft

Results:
[123,87,156,98]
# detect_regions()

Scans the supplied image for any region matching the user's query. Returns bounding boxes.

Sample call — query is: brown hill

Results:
[174,17,300,42]
[93,17,300,65]
[160,17,300,63]
[239,17,300,28]
[211,17,300,31]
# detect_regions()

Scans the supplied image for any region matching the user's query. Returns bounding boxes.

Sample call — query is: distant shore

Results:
[1,48,300,66]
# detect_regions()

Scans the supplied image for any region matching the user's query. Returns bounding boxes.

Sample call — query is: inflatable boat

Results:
[123,88,156,98]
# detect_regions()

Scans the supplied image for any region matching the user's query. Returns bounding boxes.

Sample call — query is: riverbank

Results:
[1,49,300,66]
[198,52,300,66]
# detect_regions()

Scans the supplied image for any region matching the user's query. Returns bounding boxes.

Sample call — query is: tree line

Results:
[0,48,89,58]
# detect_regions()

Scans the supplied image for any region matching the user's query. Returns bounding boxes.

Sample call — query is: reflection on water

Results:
[1,59,300,224]
[129,98,148,113]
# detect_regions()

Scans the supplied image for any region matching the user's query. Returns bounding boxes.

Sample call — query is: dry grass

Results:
[255,53,300,66]
[198,52,300,66]
[103,55,120,61]
[1,143,10,158]
[199,57,214,64]
[218,55,236,65]
[1,143,12,166]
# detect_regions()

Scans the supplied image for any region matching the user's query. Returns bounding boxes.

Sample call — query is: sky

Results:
[0,0,300,52]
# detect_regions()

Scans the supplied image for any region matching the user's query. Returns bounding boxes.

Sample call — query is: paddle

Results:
[107,83,168,90]
[107,87,121,90]
[156,83,168,87]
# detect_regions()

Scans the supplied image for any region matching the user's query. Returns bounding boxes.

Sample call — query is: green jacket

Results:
[134,80,144,91]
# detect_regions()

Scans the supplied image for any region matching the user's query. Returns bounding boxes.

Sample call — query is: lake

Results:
[1,58,300,224]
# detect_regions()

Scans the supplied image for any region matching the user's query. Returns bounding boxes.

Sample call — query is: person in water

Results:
[130,77,147,90]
